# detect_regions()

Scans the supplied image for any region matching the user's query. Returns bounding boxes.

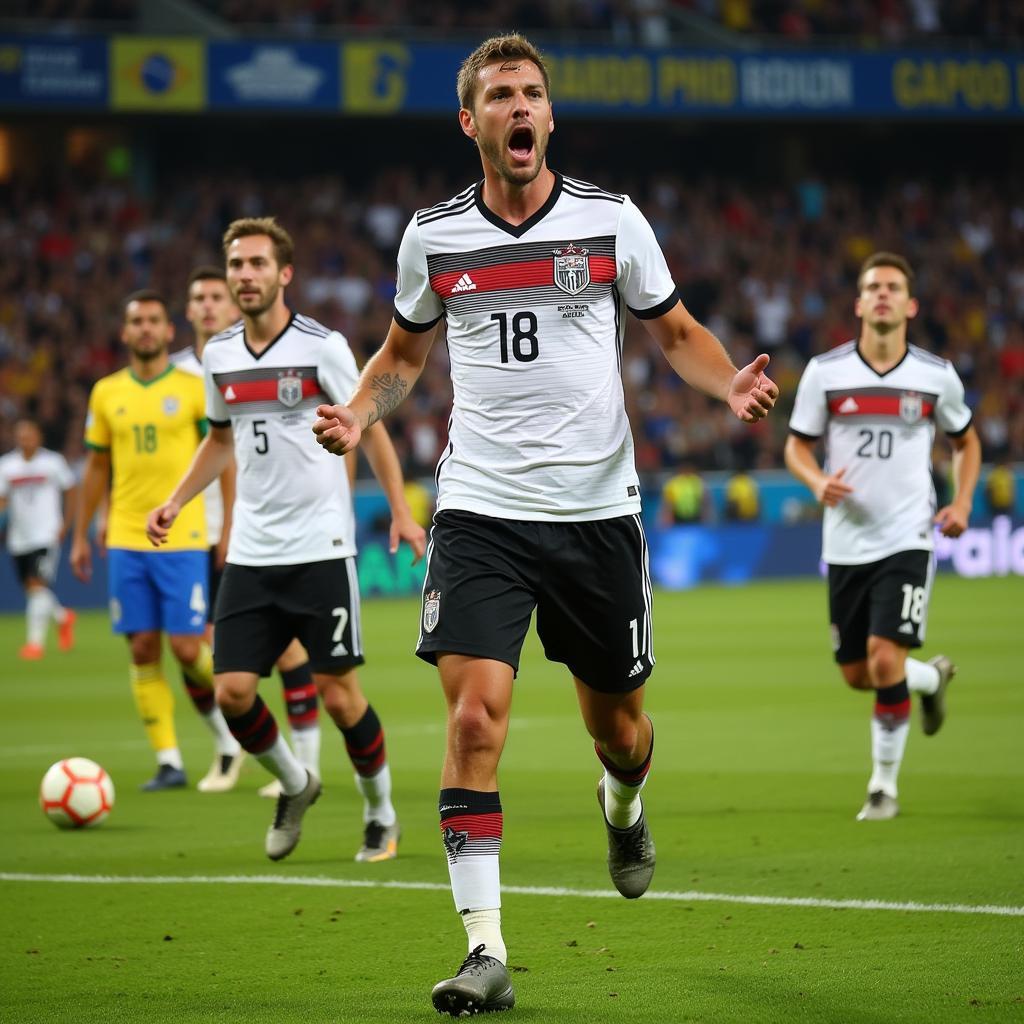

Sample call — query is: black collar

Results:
[245,313,294,361]
[474,172,563,238]
[856,340,909,378]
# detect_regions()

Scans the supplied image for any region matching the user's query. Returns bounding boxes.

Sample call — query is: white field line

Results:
[1,872,1021,917]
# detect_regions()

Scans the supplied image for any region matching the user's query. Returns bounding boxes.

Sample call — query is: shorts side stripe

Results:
[345,558,363,657]
[918,550,936,645]
[416,527,438,650]
[632,514,655,667]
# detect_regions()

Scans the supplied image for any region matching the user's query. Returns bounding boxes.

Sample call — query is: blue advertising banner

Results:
[0,36,107,107]
[208,41,339,110]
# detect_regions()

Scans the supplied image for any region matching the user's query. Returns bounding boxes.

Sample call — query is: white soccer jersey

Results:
[789,340,973,565]
[0,447,75,555]
[203,314,359,566]
[171,344,225,545]
[394,172,679,522]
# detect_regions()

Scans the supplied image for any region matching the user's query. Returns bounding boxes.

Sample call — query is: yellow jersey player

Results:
[71,290,241,792]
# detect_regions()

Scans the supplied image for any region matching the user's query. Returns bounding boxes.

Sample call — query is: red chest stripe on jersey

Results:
[9,475,48,486]
[220,378,324,404]
[430,255,616,297]
[828,395,935,418]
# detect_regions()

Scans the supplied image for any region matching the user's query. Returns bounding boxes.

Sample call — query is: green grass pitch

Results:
[1,576,1021,1023]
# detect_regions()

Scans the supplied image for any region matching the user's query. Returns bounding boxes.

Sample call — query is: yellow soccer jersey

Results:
[85,366,207,551]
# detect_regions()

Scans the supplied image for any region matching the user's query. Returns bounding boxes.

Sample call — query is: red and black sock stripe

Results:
[874,680,911,729]
[280,663,318,730]
[182,678,215,716]
[438,788,502,865]
[341,704,386,777]
[224,695,280,754]
[595,717,654,787]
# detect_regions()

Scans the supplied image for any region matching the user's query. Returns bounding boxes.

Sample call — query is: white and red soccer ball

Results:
[39,758,115,829]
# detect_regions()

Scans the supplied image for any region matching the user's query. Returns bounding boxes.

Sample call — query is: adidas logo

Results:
[331,641,349,656]
[839,397,859,413]
[628,659,645,678]
[450,273,477,294]
[224,385,237,401]
[898,622,915,635]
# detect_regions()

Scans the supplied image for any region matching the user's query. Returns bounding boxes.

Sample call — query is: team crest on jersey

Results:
[899,391,923,424]
[423,589,441,633]
[277,372,303,408]
[162,397,180,416]
[552,243,591,296]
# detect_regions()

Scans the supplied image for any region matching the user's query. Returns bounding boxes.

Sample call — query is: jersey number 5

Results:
[490,312,539,364]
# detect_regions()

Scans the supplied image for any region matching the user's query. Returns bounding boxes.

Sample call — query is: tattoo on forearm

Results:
[367,372,409,427]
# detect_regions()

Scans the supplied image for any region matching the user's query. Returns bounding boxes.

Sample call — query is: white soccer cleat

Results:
[265,771,322,861]
[197,751,245,793]
[856,790,899,821]
[921,655,956,736]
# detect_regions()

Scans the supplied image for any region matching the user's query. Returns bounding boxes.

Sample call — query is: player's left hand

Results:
[934,502,970,538]
[728,353,779,423]
[146,501,181,547]
[390,507,427,564]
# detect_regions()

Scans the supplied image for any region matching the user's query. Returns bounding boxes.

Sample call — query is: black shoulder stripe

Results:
[208,322,244,345]
[295,313,330,336]
[908,345,947,368]
[562,175,623,201]
[418,199,476,226]
[817,341,857,362]
[422,185,475,214]
[563,185,624,205]
[292,323,330,341]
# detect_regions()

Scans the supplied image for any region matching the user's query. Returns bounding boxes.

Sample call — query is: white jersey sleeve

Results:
[394,218,444,331]
[205,358,231,425]
[317,331,361,403]
[935,362,973,435]
[616,196,679,318]
[788,357,827,438]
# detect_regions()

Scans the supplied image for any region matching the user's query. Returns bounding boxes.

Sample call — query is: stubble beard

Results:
[478,132,546,188]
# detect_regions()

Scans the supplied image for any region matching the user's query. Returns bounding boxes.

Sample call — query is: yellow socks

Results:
[129,662,178,758]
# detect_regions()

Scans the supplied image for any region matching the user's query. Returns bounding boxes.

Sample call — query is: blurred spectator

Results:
[660,464,710,524]
[984,462,1017,517]
[724,470,760,522]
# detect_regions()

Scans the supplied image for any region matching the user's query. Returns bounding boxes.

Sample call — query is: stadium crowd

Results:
[1,166,1022,482]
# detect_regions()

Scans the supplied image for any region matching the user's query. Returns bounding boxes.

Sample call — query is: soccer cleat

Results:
[856,790,899,821]
[920,655,956,736]
[355,820,400,863]
[597,778,656,899]
[141,764,188,792]
[18,642,44,660]
[197,751,245,793]
[258,778,283,800]
[265,771,321,861]
[58,609,77,652]
[431,944,515,1017]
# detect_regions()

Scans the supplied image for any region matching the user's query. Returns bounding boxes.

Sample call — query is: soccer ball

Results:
[39,758,115,829]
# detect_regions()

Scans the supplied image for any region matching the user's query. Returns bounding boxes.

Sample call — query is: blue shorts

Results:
[107,548,209,635]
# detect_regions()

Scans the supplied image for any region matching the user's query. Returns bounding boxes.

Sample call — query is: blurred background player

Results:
[0,418,77,659]
[148,218,426,862]
[71,291,241,792]
[785,253,981,821]
[172,264,323,795]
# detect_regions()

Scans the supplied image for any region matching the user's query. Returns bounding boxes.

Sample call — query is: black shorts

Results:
[827,549,934,664]
[416,510,654,694]
[13,547,59,586]
[213,558,365,677]
[207,547,224,625]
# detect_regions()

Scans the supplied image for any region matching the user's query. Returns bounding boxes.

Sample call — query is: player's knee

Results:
[867,640,904,686]
[168,635,200,665]
[215,678,253,716]
[839,663,871,690]
[449,700,503,756]
[318,675,362,726]
[127,632,160,664]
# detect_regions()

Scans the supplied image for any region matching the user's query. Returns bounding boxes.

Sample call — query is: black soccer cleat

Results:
[597,778,656,898]
[431,944,515,1017]
[140,764,187,792]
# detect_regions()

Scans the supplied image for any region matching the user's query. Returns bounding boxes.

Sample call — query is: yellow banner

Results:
[111,37,205,111]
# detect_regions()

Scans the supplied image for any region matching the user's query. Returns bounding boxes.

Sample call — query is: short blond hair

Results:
[457,34,551,112]
[222,216,294,269]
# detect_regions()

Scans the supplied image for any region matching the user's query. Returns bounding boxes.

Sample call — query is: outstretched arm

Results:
[313,319,438,456]
[784,433,853,507]
[360,421,427,563]
[146,426,234,546]
[70,449,110,581]
[641,301,778,422]
[934,425,981,538]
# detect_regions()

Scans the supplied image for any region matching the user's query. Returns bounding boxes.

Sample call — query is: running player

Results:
[785,252,981,822]
[312,34,778,1016]
[0,418,77,659]
[71,291,236,791]
[173,265,322,794]
[147,218,426,863]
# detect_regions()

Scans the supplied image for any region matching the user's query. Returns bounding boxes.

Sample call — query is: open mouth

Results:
[507,125,535,163]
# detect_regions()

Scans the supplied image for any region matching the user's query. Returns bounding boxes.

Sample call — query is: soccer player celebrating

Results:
[312,34,778,1016]
[785,253,981,822]
[0,418,77,659]
[147,217,425,863]
[71,291,235,791]
[173,266,323,795]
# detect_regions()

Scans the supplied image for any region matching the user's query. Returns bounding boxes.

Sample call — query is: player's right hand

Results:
[313,404,362,456]
[70,537,91,582]
[146,501,180,547]
[815,467,854,507]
